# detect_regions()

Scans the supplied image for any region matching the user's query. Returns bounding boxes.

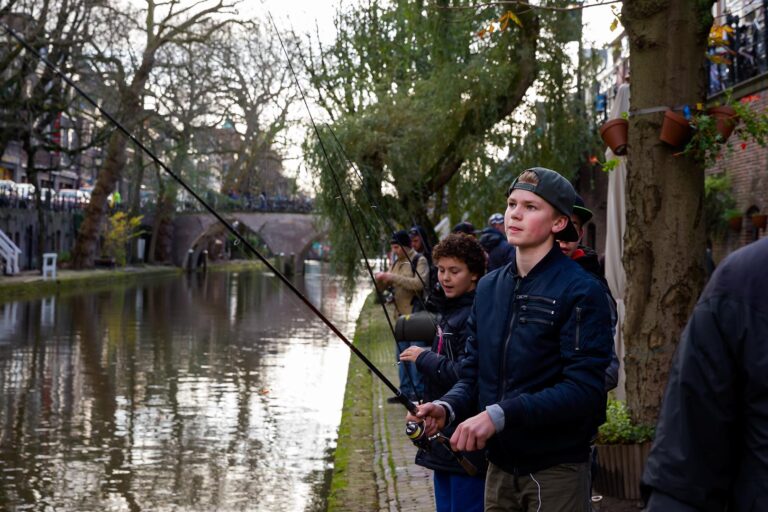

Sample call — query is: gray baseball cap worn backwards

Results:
[507,167,580,242]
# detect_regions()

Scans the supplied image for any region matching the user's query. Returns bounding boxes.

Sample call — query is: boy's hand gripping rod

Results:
[1,19,477,477]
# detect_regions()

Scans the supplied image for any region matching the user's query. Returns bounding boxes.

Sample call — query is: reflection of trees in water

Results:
[0,269,356,510]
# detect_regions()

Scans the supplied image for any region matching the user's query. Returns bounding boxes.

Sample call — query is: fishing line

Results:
[0,20,417,413]
[261,10,430,402]
[323,126,439,318]
[261,10,478,477]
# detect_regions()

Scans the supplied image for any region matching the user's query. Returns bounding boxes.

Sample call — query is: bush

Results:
[596,399,655,445]
[102,212,143,266]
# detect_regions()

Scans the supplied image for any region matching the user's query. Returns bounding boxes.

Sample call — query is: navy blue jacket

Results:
[414,291,486,475]
[441,244,613,474]
[642,238,768,512]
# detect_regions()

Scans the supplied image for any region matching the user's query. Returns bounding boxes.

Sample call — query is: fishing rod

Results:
[324,126,440,315]
[262,11,477,476]
[258,12,429,403]
[0,21,418,412]
[3,17,475,477]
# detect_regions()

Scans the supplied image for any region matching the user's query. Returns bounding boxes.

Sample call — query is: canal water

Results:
[0,263,369,511]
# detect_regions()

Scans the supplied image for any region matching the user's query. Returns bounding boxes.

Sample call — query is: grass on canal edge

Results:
[327,293,392,512]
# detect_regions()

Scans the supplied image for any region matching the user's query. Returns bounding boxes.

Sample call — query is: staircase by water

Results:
[0,229,21,275]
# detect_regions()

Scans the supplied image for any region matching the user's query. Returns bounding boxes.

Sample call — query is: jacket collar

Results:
[507,243,565,280]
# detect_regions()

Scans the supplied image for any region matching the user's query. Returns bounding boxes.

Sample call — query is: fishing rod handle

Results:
[404,421,479,477]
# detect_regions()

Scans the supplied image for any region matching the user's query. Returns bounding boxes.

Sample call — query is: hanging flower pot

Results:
[728,215,743,232]
[708,105,739,141]
[599,118,629,155]
[659,109,693,147]
[751,213,767,230]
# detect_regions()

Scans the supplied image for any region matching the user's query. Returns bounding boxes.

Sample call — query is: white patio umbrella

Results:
[604,82,630,399]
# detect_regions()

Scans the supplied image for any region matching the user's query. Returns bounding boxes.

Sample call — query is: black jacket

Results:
[642,238,768,512]
[479,228,515,272]
[414,291,486,475]
[441,244,613,474]
[572,246,620,392]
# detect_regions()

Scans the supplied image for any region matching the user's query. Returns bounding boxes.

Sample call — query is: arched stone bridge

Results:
[172,212,326,271]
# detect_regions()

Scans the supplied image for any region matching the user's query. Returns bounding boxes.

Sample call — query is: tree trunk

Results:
[621,1,714,425]
[71,130,130,268]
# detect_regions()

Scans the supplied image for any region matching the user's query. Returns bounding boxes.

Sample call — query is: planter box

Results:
[593,442,651,500]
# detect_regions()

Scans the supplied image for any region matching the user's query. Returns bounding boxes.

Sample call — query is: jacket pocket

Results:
[519,316,554,327]
[520,304,555,316]
[516,294,557,306]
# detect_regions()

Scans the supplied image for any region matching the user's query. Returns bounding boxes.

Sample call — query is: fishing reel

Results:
[405,420,478,476]
[405,421,431,451]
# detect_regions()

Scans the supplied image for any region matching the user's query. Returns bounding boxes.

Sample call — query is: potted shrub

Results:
[593,399,655,501]
[724,209,744,232]
[659,109,693,147]
[684,92,768,164]
[708,105,739,140]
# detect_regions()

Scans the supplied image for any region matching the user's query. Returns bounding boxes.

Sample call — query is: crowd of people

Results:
[370,166,766,512]
[372,167,617,511]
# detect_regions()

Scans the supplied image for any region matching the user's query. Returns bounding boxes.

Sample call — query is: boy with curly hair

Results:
[400,233,488,511]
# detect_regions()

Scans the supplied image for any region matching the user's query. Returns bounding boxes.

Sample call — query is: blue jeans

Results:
[396,340,428,400]
[433,470,485,512]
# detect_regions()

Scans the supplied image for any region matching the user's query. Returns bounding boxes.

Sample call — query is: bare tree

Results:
[0,0,98,267]
[71,0,238,268]
[211,21,298,198]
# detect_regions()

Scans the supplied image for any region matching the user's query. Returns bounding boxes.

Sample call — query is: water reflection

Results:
[0,262,368,511]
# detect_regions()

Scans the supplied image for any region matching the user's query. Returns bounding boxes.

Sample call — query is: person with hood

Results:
[399,233,488,511]
[479,213,515,272]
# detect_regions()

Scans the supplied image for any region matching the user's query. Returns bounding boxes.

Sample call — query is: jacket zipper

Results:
[515,294,557,306]
[575,306,582,351]
[520,304,555,316]
[499,278,522,401]
[519,317,554,326]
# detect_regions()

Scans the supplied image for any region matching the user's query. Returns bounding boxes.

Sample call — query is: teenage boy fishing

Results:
[410,167,614,511]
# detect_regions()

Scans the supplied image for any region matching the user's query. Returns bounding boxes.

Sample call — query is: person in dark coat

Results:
[642,237,768,512]
[557,195,619,391]
[478,228,515,272]
[411,168,614,511]
[399,233,488,511]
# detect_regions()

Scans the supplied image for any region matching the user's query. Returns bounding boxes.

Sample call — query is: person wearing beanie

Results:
[411,168,613,511]
[488,212,505,234]
[451,221,477,237]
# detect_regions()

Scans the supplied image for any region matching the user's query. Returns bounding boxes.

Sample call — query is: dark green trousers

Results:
[484,461,591,512]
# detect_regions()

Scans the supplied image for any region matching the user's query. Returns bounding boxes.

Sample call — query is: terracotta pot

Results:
[708,105,739,141]
[593,442,651,500]
[751,213,767,230]
[599,118,629,155]
[659,109,693,147]
[728,216,743,232]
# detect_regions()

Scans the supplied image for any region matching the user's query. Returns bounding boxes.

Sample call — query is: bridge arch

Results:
[172,212,325,271]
